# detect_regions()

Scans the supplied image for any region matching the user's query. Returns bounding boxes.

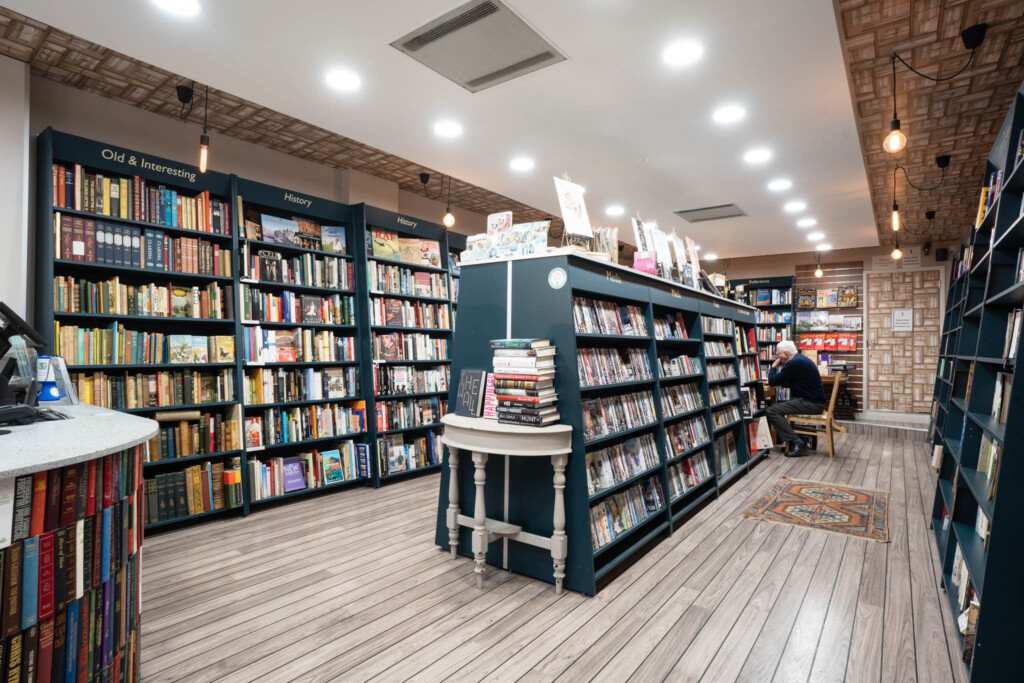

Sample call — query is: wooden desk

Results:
[440,414,573,593]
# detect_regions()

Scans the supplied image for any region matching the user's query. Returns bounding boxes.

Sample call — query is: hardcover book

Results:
[397,238,421,265]
[796,289,816,309]
[371,230,400,260]
[321,450,347,484]
[190,337,209,363]
[293,218,321,250]
[243,206,263,240]
[455,370,488,417]
[419,240,442,268]
[281,458,306,493]
[261,215,301,247]
[795,312,813,332]
[838,286,858,308]
[168,336,192,365]
[320,226,346,254]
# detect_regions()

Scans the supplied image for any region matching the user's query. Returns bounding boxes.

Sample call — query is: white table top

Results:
[441,414,573,456]
[0,404,158,478]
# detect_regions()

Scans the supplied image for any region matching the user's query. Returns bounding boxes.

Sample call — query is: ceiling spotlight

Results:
[712,105,745,124]
[784,200,807,213]
[807,232,824,241]
[743,148,771,164]
[153,0,200,16]
[433,120,462,138]
[325,68,361,93]
[509,157,535,172]
[605,204,625,217]
[797,218,817,228]
[695,245,702,251]
[816,243,832,251]
[662,40,703,67]
[767,178,792,192]
[703,253,718,261]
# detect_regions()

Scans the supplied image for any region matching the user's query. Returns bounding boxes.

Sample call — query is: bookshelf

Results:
[434,253,757,595]
[731,276,794,379]
[928,81,1024,680]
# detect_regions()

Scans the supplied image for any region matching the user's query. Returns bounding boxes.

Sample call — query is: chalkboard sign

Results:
[455,369,487,417]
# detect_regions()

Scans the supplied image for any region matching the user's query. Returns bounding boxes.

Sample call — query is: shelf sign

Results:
[283,192,313,209]
[396,216,418,229]
[892,308,913,332]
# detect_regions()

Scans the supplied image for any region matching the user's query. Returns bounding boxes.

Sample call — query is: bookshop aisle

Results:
[140,432,964,682]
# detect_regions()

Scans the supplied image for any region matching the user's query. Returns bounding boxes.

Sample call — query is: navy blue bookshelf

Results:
[928,80,1024,680]
[731,276,794,379]
[433,253,759,595]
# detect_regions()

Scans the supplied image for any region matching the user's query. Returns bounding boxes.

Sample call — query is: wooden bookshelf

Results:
[434,253,757,595]
[928,81,1024,680]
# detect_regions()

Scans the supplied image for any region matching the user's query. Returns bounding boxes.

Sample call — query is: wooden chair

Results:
[786,373,844,458]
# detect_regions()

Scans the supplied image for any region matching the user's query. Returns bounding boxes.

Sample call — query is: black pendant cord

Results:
[894,49,975,83]
[423,173,444,201]
[447,175,452,206]
[178,80,195,120]
[202,85,209,134]
[897,163,946,192]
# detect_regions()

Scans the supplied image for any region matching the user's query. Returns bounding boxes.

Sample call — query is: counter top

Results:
[0,404,158,478]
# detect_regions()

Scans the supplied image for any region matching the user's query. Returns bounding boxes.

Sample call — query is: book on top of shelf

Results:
[293,217,321,251]
[261,214,301,248]
[419,240,442,268]
[371,229,400,260]
[797,289,815,309]
[490,338,551,349]
[397,238,422,265]
[320,226,346,254]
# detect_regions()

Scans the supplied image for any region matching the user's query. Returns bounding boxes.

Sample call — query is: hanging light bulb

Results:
[198,85,210,173]
[883,56,907,154]
[892,201,900,232]
[441,175,455,228]
[892,234,903,260]
[815,266,824,278]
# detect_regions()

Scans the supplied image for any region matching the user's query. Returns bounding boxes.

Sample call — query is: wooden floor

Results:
[141,433,968,682]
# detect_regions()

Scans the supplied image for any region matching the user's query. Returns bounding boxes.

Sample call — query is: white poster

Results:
[901,246,922,268]
[872,254,898,271]
[892,308,914,332]
[553,177,593,238]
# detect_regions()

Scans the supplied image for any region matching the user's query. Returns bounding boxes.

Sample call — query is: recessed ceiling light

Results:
[743,148,771,164]
[807,232,824,241]
[712,105,745,125]
[325,68,361,93]
[703,252,718,261]
[153,0,200,16]
[784,200,807,213]
[695,245,702,251]
[510,157,535,172]
[817,243,832,251]
[767,178,792,192]
[433,120,462,138]
[605,204,625,217]
[662,40,703,67]
[797,218,817,228]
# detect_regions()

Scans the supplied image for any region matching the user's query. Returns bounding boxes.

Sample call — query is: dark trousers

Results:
[766,398,827,444]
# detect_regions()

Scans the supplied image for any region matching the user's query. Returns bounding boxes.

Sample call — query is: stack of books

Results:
[491,338,559,426]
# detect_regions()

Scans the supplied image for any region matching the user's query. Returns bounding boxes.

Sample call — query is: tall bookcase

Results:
[928,81,1024,680]
[434,253,759,595]
[731,276,794,379]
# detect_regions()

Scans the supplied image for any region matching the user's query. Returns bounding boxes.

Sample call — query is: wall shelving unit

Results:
[731,276,794,378]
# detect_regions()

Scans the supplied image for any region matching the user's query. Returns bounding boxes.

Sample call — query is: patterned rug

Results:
[741,477,890,542]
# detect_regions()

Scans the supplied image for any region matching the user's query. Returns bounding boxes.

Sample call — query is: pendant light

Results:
[814,252,823,278]
[891,232,903,260]
[891,166,900,231]
[199,85,209,173]
[883,56,906,154]
[443,176,455,228]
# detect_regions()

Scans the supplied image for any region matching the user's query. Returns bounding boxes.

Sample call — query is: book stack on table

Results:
[490,338,559,427]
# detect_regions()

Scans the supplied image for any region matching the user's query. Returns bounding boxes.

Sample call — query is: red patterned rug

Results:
[741,477,890,542]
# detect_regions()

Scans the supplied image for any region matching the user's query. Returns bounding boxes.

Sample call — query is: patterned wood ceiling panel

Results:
[836,0,1024,246]
[0,6,569,238]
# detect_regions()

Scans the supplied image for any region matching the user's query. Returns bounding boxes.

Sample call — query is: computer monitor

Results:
[0,301,46,406]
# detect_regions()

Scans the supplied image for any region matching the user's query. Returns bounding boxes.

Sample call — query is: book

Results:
[0,478,15,549]
[371,229,399,260]
[796,289,815,308]
[281,457,307,493]
[261,214,301,247]
[455,370,487,417]
[795,312,813,332]
[321,225,346,254]
[489,339,552,350]
[837,286,858,308]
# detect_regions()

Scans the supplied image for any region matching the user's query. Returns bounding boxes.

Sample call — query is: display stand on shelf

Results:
[927,79,1024,681]
[434,252,757,595]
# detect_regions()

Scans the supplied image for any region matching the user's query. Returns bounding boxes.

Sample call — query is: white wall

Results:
[0,56,30,317]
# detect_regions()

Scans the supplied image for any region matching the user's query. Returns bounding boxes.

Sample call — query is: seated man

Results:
[765,340,826,458]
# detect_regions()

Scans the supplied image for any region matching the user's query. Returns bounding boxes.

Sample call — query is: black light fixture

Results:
[884,24,987,154]
[199,85,210,173]
[891,166,900,232]
[443,176,455,228]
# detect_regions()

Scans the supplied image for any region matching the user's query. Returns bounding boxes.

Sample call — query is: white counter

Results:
[0,404,158,478]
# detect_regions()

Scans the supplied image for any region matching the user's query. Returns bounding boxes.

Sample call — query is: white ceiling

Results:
[9,0,879,258]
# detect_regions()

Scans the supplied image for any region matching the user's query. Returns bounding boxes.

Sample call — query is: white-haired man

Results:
[765,340,826,457]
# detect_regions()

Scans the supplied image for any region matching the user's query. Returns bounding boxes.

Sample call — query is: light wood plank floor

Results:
[141,433,967,682]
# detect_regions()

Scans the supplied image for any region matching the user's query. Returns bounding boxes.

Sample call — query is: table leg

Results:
[472,451,488,588]
[447,447,460,558]
[551,452,568,595]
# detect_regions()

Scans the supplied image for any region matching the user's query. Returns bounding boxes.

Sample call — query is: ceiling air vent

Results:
[390,0,567,93]
[674,204,747,223]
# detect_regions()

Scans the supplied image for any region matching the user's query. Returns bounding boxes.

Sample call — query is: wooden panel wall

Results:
[795,261,864,418]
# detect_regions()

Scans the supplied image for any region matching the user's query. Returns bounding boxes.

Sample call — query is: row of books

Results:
[796,287,858,309]
[976,435,1001,500]
[665,415,710,458]
[70,369,235,411]
[369,297,451,330]
[706,361,736,382]
[754,288,792,306]
[741,386,763,417]
[241,286,356,326]
[492,339,558,426]
[371,332,448,363]
[711,404,742,429]
[733,327,757,354]
[739,356,760,384]
[756,327,791,342]
[709,383,739,406]
[243,208,345,253]
[367,263,449,299]
[703,341,734,357]
[975,169,1002,228]
[1002,309,1020,359]
[797,333,859,352]
[52,324,235,366]
[52,163,231,234]
[375,396,444,432]
[657,354,701,378]
[661,382,702,416]
[667,450,713,499]
[589,476,665,551]
[584,433,660,496]
[242,327,357,364]
[145,459,243,523]
[577,347,652,387]
[990,371,1012,424]
[572,297,648,337]
[147,409,239,460]
[378,431,443,476]
[652,312,688,340]
[582,391,657,442]
[243,402,367,449]
[242,246,353,290]
[55,213,232,276]
[702,316,733,336]
[247,445,368,501]
[715,432,740,475]
[368,230,443,268]
[53,277,233,320]
[755,310,792,324]
[372,364,448,397]
[244,366,360,405]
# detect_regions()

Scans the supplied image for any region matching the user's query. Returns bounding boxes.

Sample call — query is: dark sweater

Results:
[768,353,826,402]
